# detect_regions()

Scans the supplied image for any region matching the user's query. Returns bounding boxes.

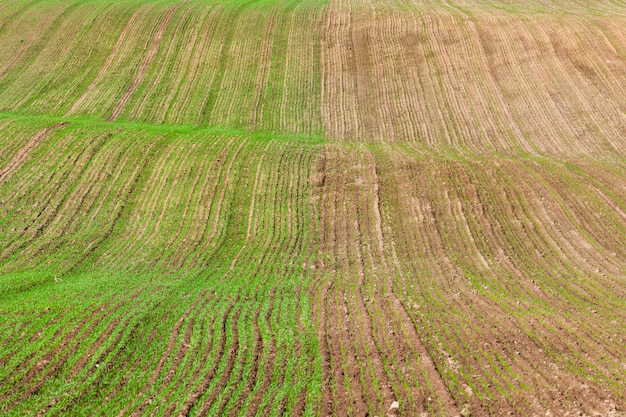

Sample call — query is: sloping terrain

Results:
[0,0,625,416]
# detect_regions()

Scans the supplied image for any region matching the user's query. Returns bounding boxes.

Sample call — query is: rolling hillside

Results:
[1,0,625,415]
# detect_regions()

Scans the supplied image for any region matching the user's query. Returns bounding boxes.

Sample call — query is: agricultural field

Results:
[0,0,625,415]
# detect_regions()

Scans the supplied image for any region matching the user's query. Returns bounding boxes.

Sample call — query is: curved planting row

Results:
[311,145,462,416]
[300,141,624,415]
[0,118,323,416]
[1,0,625,415]
[330,145,624,415]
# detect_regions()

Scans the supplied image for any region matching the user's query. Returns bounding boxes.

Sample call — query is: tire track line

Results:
[132,4,194,121]
[108,3,184,121]
[225,140,273,274]
[172,135,232,268]
[126,145,196,268]
[368,152,460,415]
[66,5,149,115]
[190,138,248,268]
[116,145,177,269]
[202,145,281,415]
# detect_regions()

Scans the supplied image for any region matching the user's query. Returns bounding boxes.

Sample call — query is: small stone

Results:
[390,401,399,410]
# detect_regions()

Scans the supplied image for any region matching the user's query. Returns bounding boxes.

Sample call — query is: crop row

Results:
[0,119,322,416]
[319,5,626,155]
[200,140,621,415]
[1,1,625,155]
[0,0,324,136]
[1,120,624,416]
[1,0,625,414]
[326,144,624,415]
